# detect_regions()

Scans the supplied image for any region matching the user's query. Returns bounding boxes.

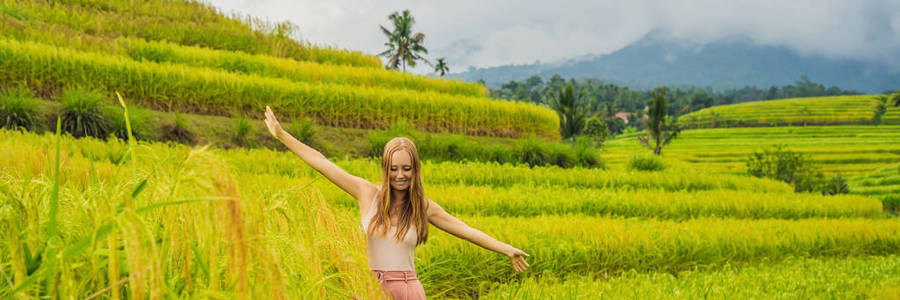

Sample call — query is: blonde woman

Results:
[264,107,530,299]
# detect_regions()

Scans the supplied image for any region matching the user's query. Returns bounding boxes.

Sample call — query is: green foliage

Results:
[583,115,608,145]
[289,117,316,146]
[104,105,155,141]
[628,154,666,171]
[516,137,549,167]
[434,57,449,77]
[746,145,823,193]
[365,122,602,168]
[0,87,40,131]
[549,82,587,140]
[163,111,195,144]
[573,136,603,168]
[821,174,850,195]
[1,0,381,68]
[684,95,888,128]
[873,95,888,126]
[58,87,108,138]
[1,39,555,139]
[232,116,253,147]
[379,10,429,71]
[638,87,682,155]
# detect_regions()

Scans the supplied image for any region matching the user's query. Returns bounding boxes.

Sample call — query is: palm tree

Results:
[434,58,449,77]
[379,10,430,72]
[549,82,587,141]
[638,87,682,155]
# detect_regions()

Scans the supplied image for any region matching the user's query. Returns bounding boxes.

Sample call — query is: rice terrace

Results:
[1,0,900,299]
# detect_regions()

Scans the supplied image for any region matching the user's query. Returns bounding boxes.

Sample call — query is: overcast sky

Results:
[206,0,900,73]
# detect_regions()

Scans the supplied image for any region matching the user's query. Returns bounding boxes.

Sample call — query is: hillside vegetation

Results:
[2,128,896,298]
[605,125,900,176]
[681,95,896,128]
[0,0,558,139]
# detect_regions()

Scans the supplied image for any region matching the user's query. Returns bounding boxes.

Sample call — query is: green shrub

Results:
[821,174,850,195]
[628,154,665,171]
[58,87,108,138]
[163,111,196,144]
[517,137,549,167]
[583,116,609,146]
[0,87,40,131]
[746,145,823,193]
[574,136,603,168]
[289,117,316,145]
[547,143,574,168]
[104,105,156,141]
[232,116,253,147]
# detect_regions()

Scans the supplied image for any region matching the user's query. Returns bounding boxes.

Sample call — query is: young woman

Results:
[264,107,530,299]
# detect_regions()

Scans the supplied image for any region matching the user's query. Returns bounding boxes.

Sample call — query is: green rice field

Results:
[1,128,897,298]
[2,0,899,298]
[605,125,900,176]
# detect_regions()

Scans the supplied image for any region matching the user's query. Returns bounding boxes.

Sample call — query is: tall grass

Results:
[0,0,382,68]
[218,149,793,193]
[418,184,883,219]
[418,215,900,298]
[604,125,900,175]
[681,95,887,128]
[0,86,40,131]
[0,128,382,298]
[483,255,900,299]
[0,39,558,139]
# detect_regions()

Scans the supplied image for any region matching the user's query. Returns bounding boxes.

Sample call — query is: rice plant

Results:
[57,87,108,138]
[483,256,900,299]
[231,115,253,148]
[0,86,40,131]
[627,154,665,171]
[0,39,558,139]
[104,105,156,141]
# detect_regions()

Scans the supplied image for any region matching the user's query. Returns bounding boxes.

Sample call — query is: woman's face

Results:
[389,150,413,191]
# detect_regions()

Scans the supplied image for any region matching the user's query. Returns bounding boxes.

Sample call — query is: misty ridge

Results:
[452,37,900,94]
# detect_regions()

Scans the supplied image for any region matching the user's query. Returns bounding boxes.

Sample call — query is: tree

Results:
[549,82,587,141]
[379,10,430,72]
[891,92,900,107]
[638,87,682,155]
[434,57,449,77]
[799,106,811,126]
[583,116,609,146]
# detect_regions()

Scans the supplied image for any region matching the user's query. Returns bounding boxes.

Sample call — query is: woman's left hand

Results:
[506,247,531,273]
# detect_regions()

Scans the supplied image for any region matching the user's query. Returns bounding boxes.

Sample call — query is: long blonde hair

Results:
[366,137,429,245]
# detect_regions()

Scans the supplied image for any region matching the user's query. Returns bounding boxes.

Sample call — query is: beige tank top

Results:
[361,191,417,271]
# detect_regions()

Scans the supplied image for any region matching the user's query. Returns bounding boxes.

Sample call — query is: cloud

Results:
[207,0,900,71]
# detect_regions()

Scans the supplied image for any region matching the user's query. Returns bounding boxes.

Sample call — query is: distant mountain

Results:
[451,38,900,94]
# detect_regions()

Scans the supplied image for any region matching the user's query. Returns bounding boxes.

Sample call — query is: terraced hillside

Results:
[681,95,897,128]
[605,125,900,176]
[0,0,559,139]
[1,128,897,298]
[850,163,900,211]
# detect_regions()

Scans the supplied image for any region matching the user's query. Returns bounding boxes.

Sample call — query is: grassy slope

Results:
[850,163,900,211]
[605,125,900,176]
[2,128,896,298]
[681,95,894,128]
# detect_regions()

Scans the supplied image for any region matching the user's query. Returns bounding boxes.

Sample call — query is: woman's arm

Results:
[264,106,377,210]
[425,199,531,273]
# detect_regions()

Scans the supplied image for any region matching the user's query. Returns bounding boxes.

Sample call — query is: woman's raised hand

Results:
[264,106,284,139]
[507,247,531,273]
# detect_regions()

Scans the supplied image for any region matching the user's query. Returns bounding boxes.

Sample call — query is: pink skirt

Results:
[372,269,426,300]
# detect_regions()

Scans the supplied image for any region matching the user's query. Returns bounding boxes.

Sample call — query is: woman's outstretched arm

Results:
[425,199,531,273]
[264,106,377,209]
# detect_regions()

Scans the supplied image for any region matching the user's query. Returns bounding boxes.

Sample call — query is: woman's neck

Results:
[391,188,408,204]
